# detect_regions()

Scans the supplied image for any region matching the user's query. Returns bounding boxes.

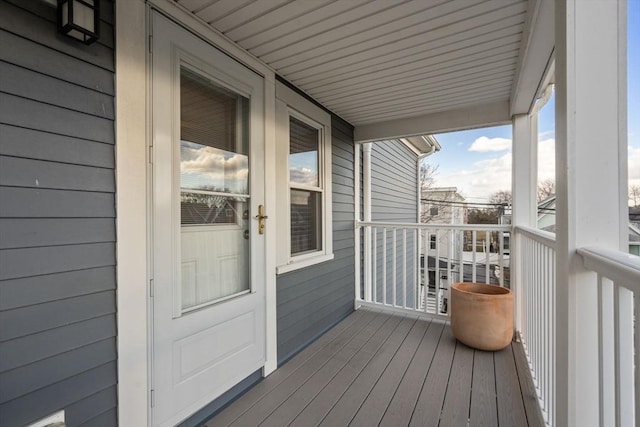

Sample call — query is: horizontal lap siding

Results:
[370,141,419,308]
[0,1,117,426]
[277,116,355,364]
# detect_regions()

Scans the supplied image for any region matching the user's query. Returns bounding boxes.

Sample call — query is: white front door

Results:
[151,13,266,427]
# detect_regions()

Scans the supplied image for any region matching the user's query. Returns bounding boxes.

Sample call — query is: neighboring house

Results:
[420,187,467,313]
[629,224,640,256]
[0,1,633,427]
[537,195,557,230]
[368,137,438,309]
[421,187,467,225]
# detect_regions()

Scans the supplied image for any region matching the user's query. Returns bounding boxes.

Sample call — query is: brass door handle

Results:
[255,204,268,234]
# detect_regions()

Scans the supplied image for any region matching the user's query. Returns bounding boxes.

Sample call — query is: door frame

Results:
[115,1,278,425]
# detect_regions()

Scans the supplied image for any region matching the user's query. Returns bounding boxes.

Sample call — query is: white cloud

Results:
[435,152,512,201]
[537,138,556,182]
[468,136,512,152]
[434,137,638,204]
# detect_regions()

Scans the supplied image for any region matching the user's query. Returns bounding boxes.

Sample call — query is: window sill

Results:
[276,253,334,275]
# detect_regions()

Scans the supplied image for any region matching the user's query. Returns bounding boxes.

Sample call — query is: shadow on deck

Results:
[205,308,544,427]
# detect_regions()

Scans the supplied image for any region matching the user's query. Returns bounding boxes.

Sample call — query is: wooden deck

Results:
[205,308,544,427]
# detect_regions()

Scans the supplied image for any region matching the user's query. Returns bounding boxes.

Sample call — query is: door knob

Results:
[255,205,268,235]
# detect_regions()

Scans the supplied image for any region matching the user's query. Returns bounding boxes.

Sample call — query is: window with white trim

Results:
[430,234,437,250]
[275,82,333,273]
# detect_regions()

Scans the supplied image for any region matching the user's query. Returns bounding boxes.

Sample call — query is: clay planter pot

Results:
[450,282,513,351]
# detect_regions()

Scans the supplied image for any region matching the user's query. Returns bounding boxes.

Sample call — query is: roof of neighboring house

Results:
[399,135,441,155]
[630,224,640,243]
[630,206,640,222]
[422,187,466,203]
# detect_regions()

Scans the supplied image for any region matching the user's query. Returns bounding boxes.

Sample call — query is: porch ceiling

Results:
[176,0,546,131]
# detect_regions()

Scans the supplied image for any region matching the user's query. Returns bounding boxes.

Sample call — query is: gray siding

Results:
[0,1,117,426]
[370,141,419,308]
[277,116,355,364]
[371,140,418,222]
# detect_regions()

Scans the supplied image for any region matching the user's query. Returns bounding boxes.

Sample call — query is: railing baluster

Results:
[383,228,387,306]
[436,229,441,314]
[599,275,614,426]
[403,228,407,309]
[635,289,640,427]
[618,285,635,426]
[372,227,377,304]
[472,230,477,283]
[413,228,420,310]
[392,228,397,307]
[485,230,490,284]
[613,281,621,427]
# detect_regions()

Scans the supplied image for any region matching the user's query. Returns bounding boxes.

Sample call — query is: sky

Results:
[427,0,640,204]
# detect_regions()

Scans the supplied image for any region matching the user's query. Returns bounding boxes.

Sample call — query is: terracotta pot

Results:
[450,282,513,351]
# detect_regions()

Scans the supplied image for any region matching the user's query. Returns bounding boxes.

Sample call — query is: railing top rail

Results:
[514,225,556,249]
[357,220,510,232]
[578,246,640,290]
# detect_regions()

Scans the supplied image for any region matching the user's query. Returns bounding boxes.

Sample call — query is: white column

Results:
[115,1,149,425]
[512,113,536,335]
[354,143,361,307]
[363,143,373,301]
[555,0,627,425]
[512,114,537,227]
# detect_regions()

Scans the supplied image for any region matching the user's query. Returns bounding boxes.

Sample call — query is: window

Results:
[430,206,439,216]
[276,82,333,273]
[289,117,322,255]
[430,234,437,250]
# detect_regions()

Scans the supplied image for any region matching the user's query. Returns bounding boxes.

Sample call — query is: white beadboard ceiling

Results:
[176,0,531,126]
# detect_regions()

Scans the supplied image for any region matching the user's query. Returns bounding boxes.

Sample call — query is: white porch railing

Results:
[514,225,557,426]
[357,221,640,426]
[577,247,640,427]
[357,221,510,319]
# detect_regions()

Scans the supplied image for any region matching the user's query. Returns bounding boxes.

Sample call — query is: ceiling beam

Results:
[509,0,555,116]
[354,100,511,143]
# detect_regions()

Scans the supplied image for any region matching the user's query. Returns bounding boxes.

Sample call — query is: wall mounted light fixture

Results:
[58,0,100,45]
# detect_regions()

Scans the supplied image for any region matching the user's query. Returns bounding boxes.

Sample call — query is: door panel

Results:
[151,12,266,427]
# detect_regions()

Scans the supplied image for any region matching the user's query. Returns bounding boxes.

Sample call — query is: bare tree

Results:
[630,184,640,207]
[420,162,439,191]
[489,190,512,206]
[537,179,555,202]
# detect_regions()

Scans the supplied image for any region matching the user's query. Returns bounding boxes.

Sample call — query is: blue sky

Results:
[428,1,639,203]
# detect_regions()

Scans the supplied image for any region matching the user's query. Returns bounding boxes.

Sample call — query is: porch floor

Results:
[205,308,544,427]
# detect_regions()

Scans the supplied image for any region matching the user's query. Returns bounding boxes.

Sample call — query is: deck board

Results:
[318,316,416,426]
[378,320,445,427]
[288,312,403,427]
[495,344,529,426]
[470,350,498,427]
[205,308,544,427]
[349,318,430,426]
[258,311,390,427]
[439,340,474,426]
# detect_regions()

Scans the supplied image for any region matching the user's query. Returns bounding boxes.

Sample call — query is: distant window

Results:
[430,234,437,250]
[430,206,439,216]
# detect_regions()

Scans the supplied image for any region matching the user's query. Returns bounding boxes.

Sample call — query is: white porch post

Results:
[363,143,373,302]
[354,143,361,307]
[555,0,627,425]
[512,113,536,335]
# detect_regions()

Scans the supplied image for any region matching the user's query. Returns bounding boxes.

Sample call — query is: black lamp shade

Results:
[58,0,100,45]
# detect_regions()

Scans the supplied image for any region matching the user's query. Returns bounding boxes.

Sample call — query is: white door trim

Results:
[115,1,278,425]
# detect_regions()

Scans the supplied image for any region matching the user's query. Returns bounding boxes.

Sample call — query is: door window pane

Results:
[180,67,249,196]
[289,116,319,187]
[179,67,250,311]
[290,189,322,254]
